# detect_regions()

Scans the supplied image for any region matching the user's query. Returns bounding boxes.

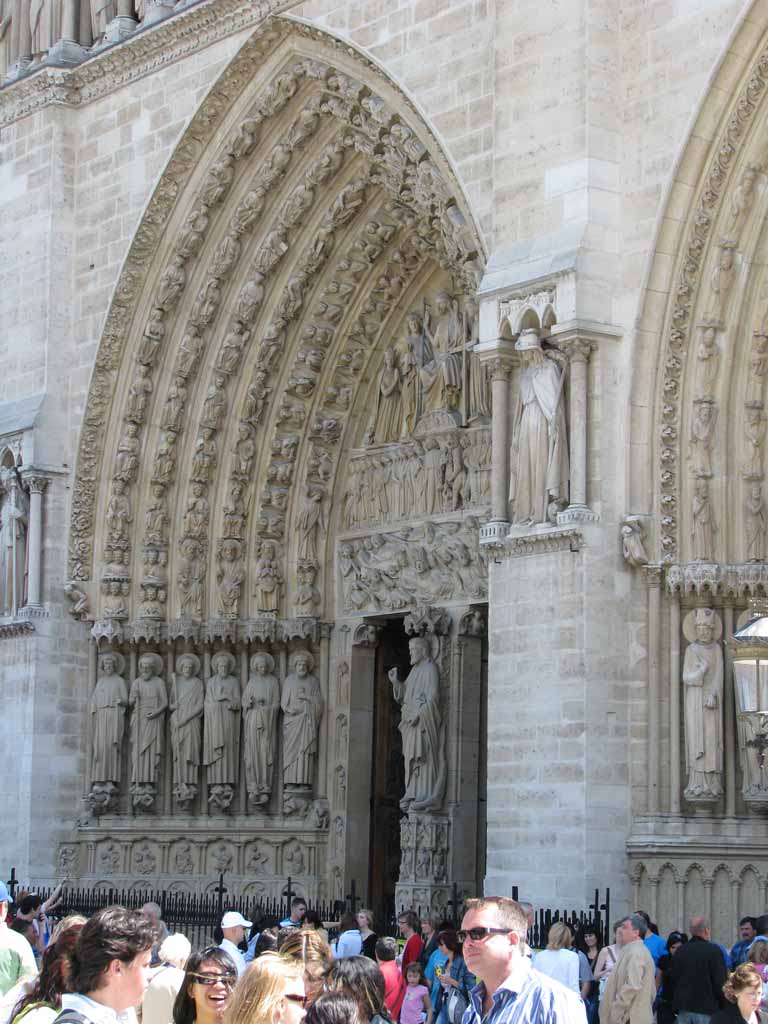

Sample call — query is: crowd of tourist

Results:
[0,880,765,1024]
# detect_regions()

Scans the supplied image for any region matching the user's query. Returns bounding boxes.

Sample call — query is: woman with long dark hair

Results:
[323,956,390,1024]
[433,931,473,1024]
[172,948,237,1024]
[8,918,84,1024]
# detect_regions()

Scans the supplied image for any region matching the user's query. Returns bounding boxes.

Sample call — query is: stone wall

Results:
[0,0,762,916]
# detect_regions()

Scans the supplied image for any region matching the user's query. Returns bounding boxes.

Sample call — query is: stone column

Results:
[723,605,737,817]
[475,339,516,544]
[549,319,621,524]
[102,0,138,45]
[559,339,597,522]
[644,565,663,814]
[6,0,32,79]
[670,593,682,814]
[47,0,88,65]
[23,474,48,608]
[319,622,332,798]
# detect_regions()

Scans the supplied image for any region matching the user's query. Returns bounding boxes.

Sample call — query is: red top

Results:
[380,959,406,1020]
[401,933,424,973]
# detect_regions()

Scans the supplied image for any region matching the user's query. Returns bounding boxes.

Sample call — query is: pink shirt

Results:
[400,984,429,1024]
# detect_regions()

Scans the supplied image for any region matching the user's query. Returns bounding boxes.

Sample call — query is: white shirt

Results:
[530,949,580,992]
[218,939,246,977]
[60,994,130,1024]
[334,930,363,959]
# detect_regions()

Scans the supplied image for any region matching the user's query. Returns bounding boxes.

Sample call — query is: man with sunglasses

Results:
[459,897,586,1024]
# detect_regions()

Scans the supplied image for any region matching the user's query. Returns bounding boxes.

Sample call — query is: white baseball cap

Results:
[221,911,252,929]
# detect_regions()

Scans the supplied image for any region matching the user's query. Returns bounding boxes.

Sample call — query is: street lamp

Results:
[730,600,768,805]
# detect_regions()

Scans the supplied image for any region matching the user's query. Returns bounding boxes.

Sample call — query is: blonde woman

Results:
[356,910,377,960]
[532,922,580,993]
[225,953,306,1024]
[279,930,332,1004]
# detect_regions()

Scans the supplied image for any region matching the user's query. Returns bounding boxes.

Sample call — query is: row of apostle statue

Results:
[89,647,322,815]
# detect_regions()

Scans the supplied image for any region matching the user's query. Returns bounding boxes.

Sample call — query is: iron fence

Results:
[7,868,610,953]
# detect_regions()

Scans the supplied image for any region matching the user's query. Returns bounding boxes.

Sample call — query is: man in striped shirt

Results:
[460,897,586,1024]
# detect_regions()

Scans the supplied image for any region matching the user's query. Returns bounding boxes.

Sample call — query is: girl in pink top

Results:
[400,963,432,1024]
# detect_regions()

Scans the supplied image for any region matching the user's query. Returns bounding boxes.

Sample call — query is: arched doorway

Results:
[64,16,490,908]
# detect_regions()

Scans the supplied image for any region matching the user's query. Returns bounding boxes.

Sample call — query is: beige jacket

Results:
[598,940,655,1024]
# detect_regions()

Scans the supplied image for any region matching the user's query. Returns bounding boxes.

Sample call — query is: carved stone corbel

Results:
[352,622,381,647]
[404,605,451,637]
[458,608,486,637]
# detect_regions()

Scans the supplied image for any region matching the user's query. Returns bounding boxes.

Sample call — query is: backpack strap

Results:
[53,1010,91,1024]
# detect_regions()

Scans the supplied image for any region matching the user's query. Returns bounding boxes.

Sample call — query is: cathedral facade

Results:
[1,0,766,935]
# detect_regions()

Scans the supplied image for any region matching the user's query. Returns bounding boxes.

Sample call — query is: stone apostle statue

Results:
[419,293,463,416]
[372,347,403,445]
[203,651,240,810]
[281,650,323,794]
[508,329,569,525]
[90,651,128,791]
[170,653,204,808]
[389,635,444,813]
[682,608,724,801]
[129,653,168,808]
[243,652,280,806]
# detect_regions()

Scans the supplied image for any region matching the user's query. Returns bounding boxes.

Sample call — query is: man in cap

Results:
[219,912,251,976]
[0,882,37,995]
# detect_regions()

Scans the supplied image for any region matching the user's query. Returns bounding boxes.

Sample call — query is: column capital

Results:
[474,338,517,376]
[642,563,665,588]
[22,472,49,494]
[548,318,622,350]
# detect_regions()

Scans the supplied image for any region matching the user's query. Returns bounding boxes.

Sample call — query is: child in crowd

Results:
[400,963,433,1024]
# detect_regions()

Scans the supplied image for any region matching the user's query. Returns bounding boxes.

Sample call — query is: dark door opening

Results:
[368,620,409,920]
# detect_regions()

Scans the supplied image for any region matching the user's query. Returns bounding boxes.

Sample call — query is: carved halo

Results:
[99,650,126,675]
[289,648,315,673]
[211,650,237,675]
[250,650,276,674]
[176,652,201,676]
[682,607,723,643]
[137,651,164,676]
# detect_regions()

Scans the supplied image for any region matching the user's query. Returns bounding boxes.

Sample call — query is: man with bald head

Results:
[667,917,727,1023]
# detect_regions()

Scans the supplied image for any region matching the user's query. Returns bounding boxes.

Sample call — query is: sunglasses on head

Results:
[284,994,307,1007]
[457,927,512,942]
[189,972,237,987]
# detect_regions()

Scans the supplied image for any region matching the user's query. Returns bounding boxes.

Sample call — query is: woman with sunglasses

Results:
[225,952,306,1024]
[173,948,237,1024]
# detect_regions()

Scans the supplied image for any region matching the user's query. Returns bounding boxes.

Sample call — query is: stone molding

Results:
[92,615,319,644]
[0,619,35,638]
[495,525,585,558]
[665,562,768,598]
[0,0,297,129]
[66,15,486,614]
[654,43,768,563]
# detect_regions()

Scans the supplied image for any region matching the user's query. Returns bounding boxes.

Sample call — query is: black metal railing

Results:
[7,868,610,953]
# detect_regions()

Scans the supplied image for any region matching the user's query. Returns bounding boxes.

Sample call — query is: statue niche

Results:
[508,329,569,526]
[282,650,323,815]
[204,651,240,811]
[243,652,280,807]
[682,608,724,802]
[129,653,168,811]
[88,651,128,815]
[389,635,445,813]
[0,469,29,617]
[170,653,204,809]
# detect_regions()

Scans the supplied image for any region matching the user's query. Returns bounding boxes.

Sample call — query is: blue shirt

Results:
[644,932,667,967]
[716,942,733,969]
[731,939,752,966]
[462,955,586,1024]
[426,948,449,1010]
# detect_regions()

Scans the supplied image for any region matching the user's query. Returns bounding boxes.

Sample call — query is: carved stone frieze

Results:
[666,562,768,597]
[338,518,487,616]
